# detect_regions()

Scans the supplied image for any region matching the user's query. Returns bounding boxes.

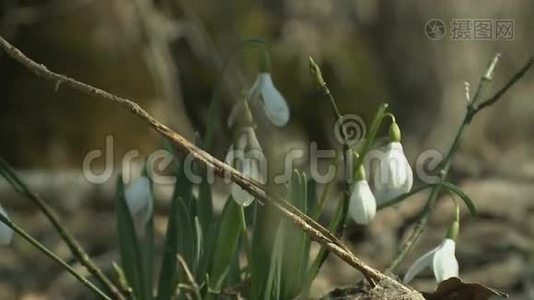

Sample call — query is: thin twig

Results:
[176,254,201,300]
[475,55,534,113]
[304,58,390,292]
[387,53,534,272]
[0,35,408,289]
[0,214,111,300]
[0,157,125,299]
[311,150,342,219]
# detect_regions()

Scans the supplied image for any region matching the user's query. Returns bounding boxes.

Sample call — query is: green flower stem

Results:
[386,118,467,273]
[475,55,534,113]
[387,53,534,273]
[304,58,355,291]
[308,57,342,121]
[203,38,269,151]
[352,103,389,171]
[311,149,342,219]
[0,157,125,299]
[176,255,201,300]
[259,48,271,73]
[0,214,112,300]
[306,58,390,289]
[446,203,460,240]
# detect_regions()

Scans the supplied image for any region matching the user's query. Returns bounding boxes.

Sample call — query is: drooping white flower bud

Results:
[348,167,376,225]
[403,238,459,283]
[124,176,153,225]
[371,122,413,204]
[0,206,14,246]
[225,127,266,206]
[403,207,461,283]
[248,73,290,127]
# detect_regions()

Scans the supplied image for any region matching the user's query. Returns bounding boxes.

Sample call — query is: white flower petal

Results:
[231,160,255,206]
[247,158,262,182]
[432,239,459,282]
[124,176,153,224]
[403,246,439,283]
[232,156,264,207]
[348,180,377,225]
[236,130,249,151]
[227,127,266,206]
[231,183,254,206]
[0,206,13,246]
[372,142,413,205]
[259,73,290,127]
[245,148,266,184]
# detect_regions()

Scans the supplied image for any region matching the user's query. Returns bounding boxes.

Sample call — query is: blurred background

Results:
[0,0,534,299]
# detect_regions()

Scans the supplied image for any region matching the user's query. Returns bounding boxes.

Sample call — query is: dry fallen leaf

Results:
[422,277,508,300]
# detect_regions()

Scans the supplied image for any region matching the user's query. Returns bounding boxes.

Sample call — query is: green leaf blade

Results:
[116,176,145,300]
[208,197,242,292]
[442,182,477,217]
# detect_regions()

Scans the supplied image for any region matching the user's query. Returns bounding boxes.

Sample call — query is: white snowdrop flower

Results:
[124,176,153,225]
[225,127,266,206]
[348,167,376,225]
[371,122,413,204]
[248,72,290,127]
[404,205,460,283]
[403,238,459,283]
[0,206,14,246]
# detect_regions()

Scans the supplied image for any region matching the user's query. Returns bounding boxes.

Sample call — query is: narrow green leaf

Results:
[224,237,242,288]
[280,170,309,298]
[208,197,242,292]
[197,179,213,239]
[250,204,270,298]
[300,173,312,288]
[141,208,154,299]
[139,172,155,300]
[195,220,218,286]
[377,184,433,210]
[442,182,477,216]
[156,197,193,300]
[156,159,194,300]
[353,103,389,170]
[264,224,284,300]
[193,216,203,274]
[306,176,317,215]
[300,194,344,298]
[250,202,284,298]
[116,176,145,299]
